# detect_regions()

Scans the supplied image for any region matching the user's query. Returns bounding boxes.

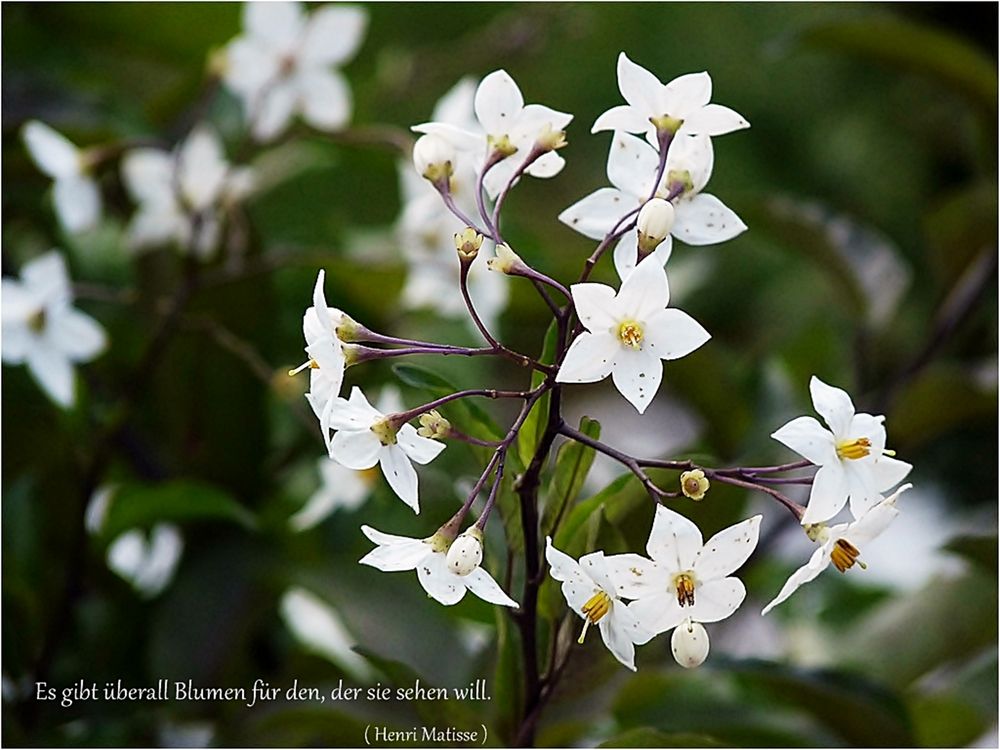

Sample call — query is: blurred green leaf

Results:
[516,320,558,467]
[889,363,996,449]
[944,534,997,575]
[599,727,725,748]
[493,608,523,744]
[908,693,988,748]
[541,416,600,538]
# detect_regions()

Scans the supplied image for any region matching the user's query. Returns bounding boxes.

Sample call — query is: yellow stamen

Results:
[27,308,46,334]
[578,591,612,643]
[674,573,696,607]
[830,538,867,573]
[287,359,319,377]
[836,437,871,461]
[618,321,644,349]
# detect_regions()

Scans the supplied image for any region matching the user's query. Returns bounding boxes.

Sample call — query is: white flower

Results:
[22,120,102,234]
[106,524,183,598]
[605,506,761,636]
[771,376,912,525]
[280,587,374,679]
[592,52,749,146]
[292,269,346,422]
[545,538,654,672]
[762,484,911,615]
[223,1,367,141]
[412,133,456,182]
[359,525,518,607]
[121,124,253,258]
[559,131,745,279]
[1,252,106,408]
[413,70,573,199]
[324,387,444,513]
[556,258,709,414]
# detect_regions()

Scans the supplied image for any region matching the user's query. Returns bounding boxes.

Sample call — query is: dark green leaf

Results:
[944,534,998,575]
[599,727,726,748]
[516,320,558,466]
[541,416,600,538]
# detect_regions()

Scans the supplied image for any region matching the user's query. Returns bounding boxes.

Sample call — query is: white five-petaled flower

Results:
[605,506,761,636]
[556,258,709,414]
[559,131,745,280]
[323,387,444,513]
[1,252,107,408]
[545,538,654,672]
[22,120,102,234]
[413,70,573,199]
[293,269,347,422]
[762,484,911,615]
[223,1,367,141]
[106,524,184,599]
[592,52,749,147]
[121,124,253,259]
[771,376,912,525]
[359,525,518,607]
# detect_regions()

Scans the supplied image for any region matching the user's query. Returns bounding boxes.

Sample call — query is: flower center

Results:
[577,590,612,644]
[617,320,644,349]
[370,417,398,446]
[673,572,696,607]
[287,359,320,377]
[836,437,871,461]
[650,114,684,135]
[830,538,867,573]
[487,133,517,158]
[27,308,46,334]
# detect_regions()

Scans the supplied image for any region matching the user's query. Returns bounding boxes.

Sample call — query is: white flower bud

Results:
[446,529,483,576]
[637,198,675,256]
[671,619,709,669]
[412,134,455,183]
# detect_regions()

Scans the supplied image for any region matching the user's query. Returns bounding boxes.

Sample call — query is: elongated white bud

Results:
[446,528,483,576]
[671,619,709,668]
[637,198,675,257]
[413,134,454,184]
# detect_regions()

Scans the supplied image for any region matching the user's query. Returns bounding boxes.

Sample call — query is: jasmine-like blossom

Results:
[106,524,183,598]
[22,120,102,234]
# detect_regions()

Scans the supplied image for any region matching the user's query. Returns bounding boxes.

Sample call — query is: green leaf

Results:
[99,480,256,541]
[909,693,988,748]
[494,451,525,553]
[944,534,997,575]
[541,416,600,538]
[492,607,523,744]
[392,363,503,440]
[599,728,725,748]
[516,320,557,466]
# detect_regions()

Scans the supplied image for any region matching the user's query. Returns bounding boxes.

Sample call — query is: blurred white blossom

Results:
[106,524,184,598]
[22,120,102,234]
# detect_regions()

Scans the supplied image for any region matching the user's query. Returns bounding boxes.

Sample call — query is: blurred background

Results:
[2,2,997,747]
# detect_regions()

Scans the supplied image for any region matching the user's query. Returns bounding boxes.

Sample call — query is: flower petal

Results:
[570,282,618,332]
[647,504,702,570]
[251,81,299,142]
[671,193,746,246]
[848,485,908,545]
[48,308,106,362]
[359,536,430,572]
[177,125,228,211]
[617,253,670,320]
[802,461,850,525]
[329,429,382,470]
[325,387,380,429]
[556,332,618,384]
[379,446,419,512]
[54,176,101,234]
[809,376,856,438]
[870,455,912,493]
[26,344,74,408]
[616,52,663,113]
[558,188,630,241]
[643,308,709,362]
[475,70,523,135]
[662,72,712,116]
[397,423,445,465]
[694,515,762,581]
[592,105,648,135]
[545,537,594,613]
[847,412,887,455]
[598,614,637,671]
[607,131,660,198]
[771,415,836,466]
[463,567,518,607]
[689,576,745,623]
[244,0,305,51]
[615,234,672,281]
[667,134,714,194]
[611,347,662,414]
[523,150,565,179]
[761,546,830,615]
[299,68,352,131]
[416,552,467,605]
[22,252,70,304]
[626,592,684,635]
[681,103,750,137]
[604,552,667,600]
[121,148,174,205]
[300,4,367,66]
[23,121,79,179]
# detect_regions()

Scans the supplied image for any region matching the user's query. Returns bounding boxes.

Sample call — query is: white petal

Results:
[397,424,445,465]
[416,552,467,605]
[48,308,106,362]
[329,429,382,470]
[611,347,662,414]
[570,282,618,332]
[545,537,594,613]
[667,134,714,194]
[432,76,478,127]
[598,613,637,671]
[121,149,174,205]
[513,103,573,143]
[617,254,670,320]
[603,552,666,600]
[627,592,684,635]
[310,269,334,335]
[325,387,380,429]
[178,125,228,211]
[223,38,279,99]
[1,279,40,323]
[125,205,188,251]
[809,376,856,438]
[1,322,31,364]
[688,577,745,623]
[845,462,882,519]
[643,308,709,361]
[361,524,418,548]
[410,122,484,154]
[680,103,749,137]
[555,332,617,384]
[54,177,101,233]
[761,546,830,615]
[694,515,761,581]
[463,567,518,607]
[558,188,628,241]
[379,446,419,512]
[300,4,367,66]
[591,105,649,135]
[616,52,663,114]
[251,81,298,142]
[22,251,70,303]
[523,150,565,179]
[847,412,887,455]
[475,70,524,135]
[243,1,305,51]
[299,68,352,131]
[662,72,712,116]
[770,415,836,466]
[607,131,660,197]
[848,488,907,545]
[610,599,657,646]
[26,344,75,408]
[23,121,80,179]
[647,504,702,571]
[870,455,912,493]
[802,461,850,525]
[671,193,746,246]
[359,531,429,572]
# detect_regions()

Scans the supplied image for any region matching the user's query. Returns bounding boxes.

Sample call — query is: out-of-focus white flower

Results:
[593,52,749,146]
[280,587,374,679]
[22,120,102,234]
[223,2,367,141]
[762,485,911,614]
[106,524,183,598]
[324,387,444,513]
[121,124,253,259]
[556,258,709,414]
[545,538,654,671]
[559,132,744,279]
[605,506,760,635]
[359,525,518,607]
[413,70,573,199]
[771,376,911,524]
[1,252,106,408]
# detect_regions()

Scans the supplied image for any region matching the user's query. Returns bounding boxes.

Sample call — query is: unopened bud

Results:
[417,410,451,439]
[671,619,709,669]
[446,528,484,576]
[637,198,675,257]
[454,227,484,262]
[679,469,709,501]
[487,244,523,274]
[413,134,454,184]
[536,123,568,152]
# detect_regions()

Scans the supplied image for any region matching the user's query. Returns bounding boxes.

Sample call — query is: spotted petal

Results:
[379,445,419,512]
[671,194,746,246]
[646,504,702,571]
[556,332,618,384]
[688,577,745,623]
[463,567,518,607]
[474,70,523,135]
[558,188,630,241]
[694,515,761,581]
[611,346,662,414]
[642,308,709,362]
[417,551,467,605]
[761,546,829,615]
